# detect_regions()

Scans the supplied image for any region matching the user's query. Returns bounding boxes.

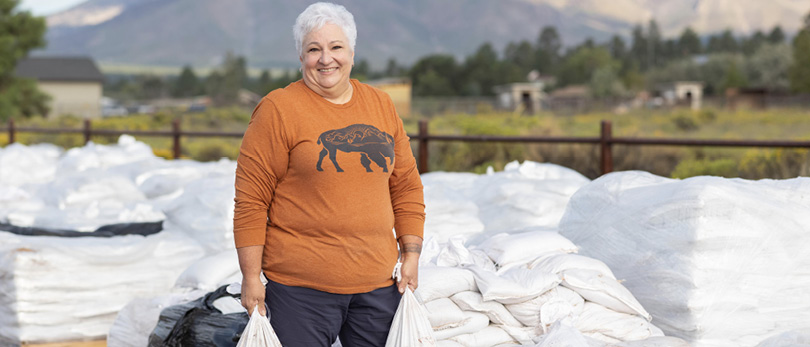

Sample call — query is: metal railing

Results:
[4,118,810,176]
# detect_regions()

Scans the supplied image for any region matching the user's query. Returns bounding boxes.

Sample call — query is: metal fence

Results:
[4,118,810,176]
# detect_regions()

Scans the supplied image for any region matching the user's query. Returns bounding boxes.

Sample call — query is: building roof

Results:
[14,57,104,83]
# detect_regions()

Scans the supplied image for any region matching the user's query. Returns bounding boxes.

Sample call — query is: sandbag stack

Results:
[559,171,810,346]
[416,231,670,346]
[0,229,204,344]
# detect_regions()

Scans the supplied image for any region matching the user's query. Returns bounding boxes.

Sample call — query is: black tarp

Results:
[0,221,163,237]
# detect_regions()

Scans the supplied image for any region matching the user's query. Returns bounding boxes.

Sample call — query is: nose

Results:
[318,50,333,65]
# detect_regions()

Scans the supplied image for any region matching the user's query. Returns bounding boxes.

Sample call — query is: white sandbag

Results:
[528,253,615,280]
[237,306,282,347]
[467,265,561,304]
[162,175,237,253]
[478,231,578,268]
[575,303,664,342]
[505,286,584,329]
[449,291,522,327]
[175,249,240,290]
[107,290,206,347]
[436,340,464,347]
[472,161,590,232]
[534,322,606,347]
[57,135,157,174]
[425,298,469,331]
[448,325,517,347]
[614,336,691,347]
[433,312,489,340]
[561,269,650,321]
[755,329,810,347]
[559,171,810,346]
[0,143,61,187]
[497,324,538,345]
[415,266,477,303]
[436,236,496,271]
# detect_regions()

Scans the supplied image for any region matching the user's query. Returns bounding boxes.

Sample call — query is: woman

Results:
[232,2,425,346]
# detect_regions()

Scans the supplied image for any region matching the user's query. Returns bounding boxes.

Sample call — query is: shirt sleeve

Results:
[233,98,290,248]
[386,98,426,240]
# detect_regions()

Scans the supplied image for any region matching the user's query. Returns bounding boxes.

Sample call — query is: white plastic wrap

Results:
[559,171,810,347]
[0,229,205,344]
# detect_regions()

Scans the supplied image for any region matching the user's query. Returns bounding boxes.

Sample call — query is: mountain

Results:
[37,0,810,69]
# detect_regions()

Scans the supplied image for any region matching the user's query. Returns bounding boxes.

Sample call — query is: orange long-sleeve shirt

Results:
[233,79,425,294]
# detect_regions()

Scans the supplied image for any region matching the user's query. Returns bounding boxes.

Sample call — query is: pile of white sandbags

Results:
[559,171,810,347]
[0,228,204,345]
[417,230,670,346]
[422,161,590,242]
[0,137,241,344]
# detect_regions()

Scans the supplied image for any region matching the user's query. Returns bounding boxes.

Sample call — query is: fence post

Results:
[418,119,429,174]
[8,119,15,144]
[83,119,92,144]
[600,120,613,175]
[173,119,181,159]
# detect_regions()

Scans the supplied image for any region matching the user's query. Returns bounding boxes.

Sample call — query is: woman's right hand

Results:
[241,275,266,316]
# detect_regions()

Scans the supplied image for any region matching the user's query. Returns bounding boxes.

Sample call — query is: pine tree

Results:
[172,65,200,97]
[790,13,810,92]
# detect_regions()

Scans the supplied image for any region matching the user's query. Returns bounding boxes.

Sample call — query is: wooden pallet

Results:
[22,340,106,347]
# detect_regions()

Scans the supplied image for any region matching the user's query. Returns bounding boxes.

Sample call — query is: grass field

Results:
[3,106,809,179]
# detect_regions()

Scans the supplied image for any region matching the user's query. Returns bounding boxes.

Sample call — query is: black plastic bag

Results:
[149,285,249,347]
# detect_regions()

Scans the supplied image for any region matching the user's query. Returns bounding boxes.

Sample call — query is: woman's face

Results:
[300,23,354,93]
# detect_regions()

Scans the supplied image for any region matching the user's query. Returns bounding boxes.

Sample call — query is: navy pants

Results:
[265,279,401,347]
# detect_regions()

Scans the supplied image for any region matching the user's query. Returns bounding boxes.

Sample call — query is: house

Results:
[366,77,411,117]
[655,81,704,110]
[493,82,547,114]
[547,85,590,111]
[14,57,105,118]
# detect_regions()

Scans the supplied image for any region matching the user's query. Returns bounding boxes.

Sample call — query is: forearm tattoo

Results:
[401,242,422,254]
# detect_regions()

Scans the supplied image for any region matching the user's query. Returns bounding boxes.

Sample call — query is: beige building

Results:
[14,57,104,118]
[366,77,411,117]
[494,82,547,114]
[657,81,705,110]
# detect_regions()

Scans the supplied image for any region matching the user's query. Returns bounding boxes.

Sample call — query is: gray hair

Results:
[293,2,357,58]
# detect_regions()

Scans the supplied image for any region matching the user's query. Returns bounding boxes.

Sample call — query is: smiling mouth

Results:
[318,67,338,72]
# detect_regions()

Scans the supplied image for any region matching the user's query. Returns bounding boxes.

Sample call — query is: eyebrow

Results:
[306,40,345,46]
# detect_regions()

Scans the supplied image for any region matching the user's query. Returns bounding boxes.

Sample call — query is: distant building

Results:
[367,77,411,117]
[14,57,105,119]
[547,85,590,111]
[656,81,704,110]
[493,82,547,114]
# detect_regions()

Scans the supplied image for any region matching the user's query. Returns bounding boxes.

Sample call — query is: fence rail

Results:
[4,118,810,176]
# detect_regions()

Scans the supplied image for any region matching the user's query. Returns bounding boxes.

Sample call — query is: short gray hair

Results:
[293,2,357,58]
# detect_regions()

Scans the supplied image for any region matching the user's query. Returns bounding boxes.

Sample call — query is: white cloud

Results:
[18,0,89,16]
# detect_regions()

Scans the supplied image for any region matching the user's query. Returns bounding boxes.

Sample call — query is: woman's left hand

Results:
[397,234,422,294]
[398,257,419,293]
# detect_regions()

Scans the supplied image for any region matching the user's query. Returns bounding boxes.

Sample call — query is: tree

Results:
[556,46,619,87]
[206,53,248,106]
[741,30,767,55]
[504,40,535,73]
[590,66,626,99]
[384,58,405,77]
[172,65,201,97]
[607,35,627,61]
[790,13,810,92]
[351,59,370,80]
[768,26,786,44]
[745,43,792,90]
[677,27,702,57]
[410,54,459,96]
[0,0,48,120]
[630,24,648,70]
[535,26,562,74]
[461,43,501,96]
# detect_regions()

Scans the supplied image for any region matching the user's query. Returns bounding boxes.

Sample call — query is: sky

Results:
[18,0,88,16]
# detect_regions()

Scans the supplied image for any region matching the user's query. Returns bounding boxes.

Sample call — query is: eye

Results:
[332,45,342,50]
[308,47,319,53]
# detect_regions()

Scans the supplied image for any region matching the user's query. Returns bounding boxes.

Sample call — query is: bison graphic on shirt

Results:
[316,124,395,173]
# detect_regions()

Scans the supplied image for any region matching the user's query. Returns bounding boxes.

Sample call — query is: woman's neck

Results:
[307,79,353,104]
